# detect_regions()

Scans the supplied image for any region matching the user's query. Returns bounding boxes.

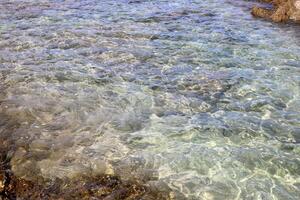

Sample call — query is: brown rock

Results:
[251,0,300,22]
[251,6,274,19]
[271,1,290,22]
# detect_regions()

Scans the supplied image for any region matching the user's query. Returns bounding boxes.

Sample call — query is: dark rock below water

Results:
[0,166,171,200]
[0,141,172,200]
[251,0,300,22]
[0,172,170,200]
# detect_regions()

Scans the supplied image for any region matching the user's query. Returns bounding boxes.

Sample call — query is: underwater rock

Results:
[251,0,300,22]
[0,140,172,200]
[0,172,172,200]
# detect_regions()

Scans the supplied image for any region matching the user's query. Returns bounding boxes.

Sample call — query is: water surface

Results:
[0,0,300,199]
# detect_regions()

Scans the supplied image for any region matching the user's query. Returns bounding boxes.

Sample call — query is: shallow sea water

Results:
[0,0,300,199]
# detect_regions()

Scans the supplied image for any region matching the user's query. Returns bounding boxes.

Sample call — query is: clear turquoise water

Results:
[0,0,300,199]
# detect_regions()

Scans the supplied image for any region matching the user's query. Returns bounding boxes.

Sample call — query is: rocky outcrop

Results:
[251,0,300,22]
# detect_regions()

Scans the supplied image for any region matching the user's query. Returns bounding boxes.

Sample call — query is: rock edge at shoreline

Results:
[251,0,300,22]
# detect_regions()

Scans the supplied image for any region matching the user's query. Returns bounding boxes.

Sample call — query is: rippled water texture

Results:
[1,0,300,199]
